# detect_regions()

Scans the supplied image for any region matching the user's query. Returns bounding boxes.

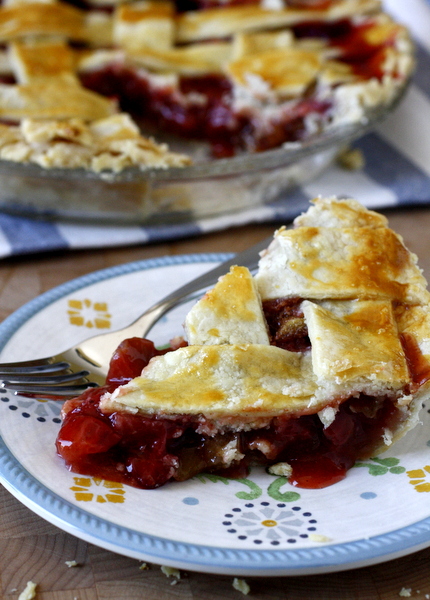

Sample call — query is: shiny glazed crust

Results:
[100,197,430,456]
[254,226,429,304]
[184,265,270,346]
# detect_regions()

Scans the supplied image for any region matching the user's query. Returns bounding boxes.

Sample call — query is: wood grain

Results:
[1,209,430,600]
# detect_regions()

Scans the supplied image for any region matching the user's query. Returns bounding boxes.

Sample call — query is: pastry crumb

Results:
[65,560,80,568]
[337,146,365,171]
[139,562,149,571]
[399,588,412,597]
[308,533,333,543]
[232,578,250,595]
[161,565,181,579]
[267,462,292,477]
[18,581,37,600]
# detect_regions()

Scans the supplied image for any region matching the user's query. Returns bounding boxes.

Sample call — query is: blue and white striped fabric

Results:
[0,0,429,258]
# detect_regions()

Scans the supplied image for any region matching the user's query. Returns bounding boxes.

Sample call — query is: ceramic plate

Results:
[0,255,430,577]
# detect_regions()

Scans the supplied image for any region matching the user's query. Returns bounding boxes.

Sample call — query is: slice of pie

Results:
[56,197,430,489]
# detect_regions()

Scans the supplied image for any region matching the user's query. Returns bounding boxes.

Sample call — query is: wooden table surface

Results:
[1,206,430,600]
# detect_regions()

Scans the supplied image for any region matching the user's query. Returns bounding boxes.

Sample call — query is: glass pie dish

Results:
[0,85,408,225]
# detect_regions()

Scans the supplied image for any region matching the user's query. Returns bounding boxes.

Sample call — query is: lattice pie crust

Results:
[0,0,414,171]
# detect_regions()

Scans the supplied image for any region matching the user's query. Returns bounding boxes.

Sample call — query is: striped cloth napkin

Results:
[0,0,429,258]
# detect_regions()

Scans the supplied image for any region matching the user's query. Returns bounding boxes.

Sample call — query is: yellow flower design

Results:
[71,477,126,503]
[67,299,111,329]
[406,466,430,492]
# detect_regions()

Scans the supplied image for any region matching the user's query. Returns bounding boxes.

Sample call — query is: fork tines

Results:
[0,360,71,375]
[1,371,91,385]
[0,358,98,398]
[0,382,99,397]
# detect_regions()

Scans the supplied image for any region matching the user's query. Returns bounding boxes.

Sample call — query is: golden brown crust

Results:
[100,344,318,423]
[395,304,430,361]
[255,225,429,304]
[0,80,116,121]
[227,46,323,97]
[0,2,85,42]
[176,0,381,43]
[113,0,175,52]
[128,41,232,76]
[9,40,77,84]
[302,299,409,388]
[294,196,389,228]
[185,265,270,346]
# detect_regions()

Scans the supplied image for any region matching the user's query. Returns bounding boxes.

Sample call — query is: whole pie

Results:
[56,197,430,489]
[0,0,414,171]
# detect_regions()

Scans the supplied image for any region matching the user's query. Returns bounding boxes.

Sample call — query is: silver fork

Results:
[0,234,274,399]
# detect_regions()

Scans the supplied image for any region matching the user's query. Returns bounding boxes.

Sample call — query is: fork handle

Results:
[123,233,275,339]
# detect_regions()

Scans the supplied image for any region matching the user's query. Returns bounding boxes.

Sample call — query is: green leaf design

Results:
[267,477,301,502]
[195,473,262,499]
[234,478,262,500]
[368,465,388,476]
[354,456,405,477]
[389,466,406,474]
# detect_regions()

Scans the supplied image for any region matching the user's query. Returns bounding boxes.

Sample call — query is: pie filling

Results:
[55,306,415,490]
[78,17,392,157]
[80,64,334,158]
